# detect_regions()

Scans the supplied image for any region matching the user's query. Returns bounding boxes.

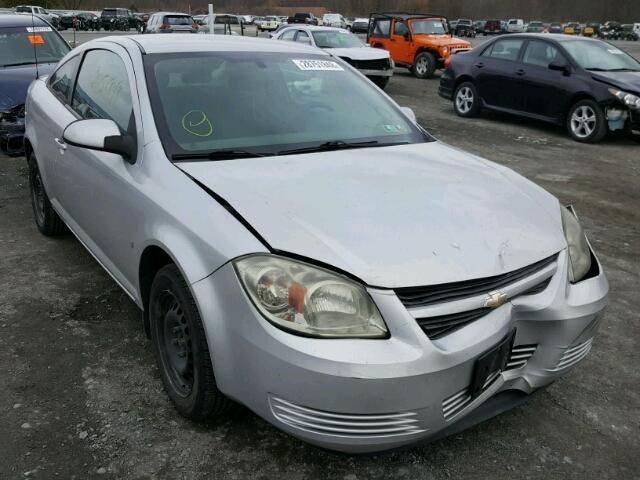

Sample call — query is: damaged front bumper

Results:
[0,104,26,156]
[191,248,608,453]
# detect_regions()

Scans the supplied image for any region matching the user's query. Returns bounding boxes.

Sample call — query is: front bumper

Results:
[360,68,394,78]
[192,248,608,453]
[0,111,25,156]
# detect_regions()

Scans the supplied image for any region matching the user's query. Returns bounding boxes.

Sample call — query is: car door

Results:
[474,38,525,111]
[388,20,412,64]
[517,40,571,120]
[34,55,82,202]
[55,46,144,295]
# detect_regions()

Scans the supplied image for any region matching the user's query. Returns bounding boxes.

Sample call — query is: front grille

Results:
[417,307,491,339]
[505,344,537,370]
[270,396,425,437]
[396,254,557,309]
[339,57,390,71]
[548,338,593,372]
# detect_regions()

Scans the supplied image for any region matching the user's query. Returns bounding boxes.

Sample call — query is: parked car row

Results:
[472,18,640,39]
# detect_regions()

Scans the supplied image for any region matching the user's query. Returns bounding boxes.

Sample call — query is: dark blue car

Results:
[0,13,70,155]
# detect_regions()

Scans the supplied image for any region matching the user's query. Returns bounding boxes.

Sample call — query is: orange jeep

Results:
[367,12,472,79]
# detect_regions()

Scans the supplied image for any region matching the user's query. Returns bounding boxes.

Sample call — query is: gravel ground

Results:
[1,34,639,480]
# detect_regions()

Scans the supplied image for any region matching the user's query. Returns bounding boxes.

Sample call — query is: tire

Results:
[149,264,232,421]
[28,153,66,236]
[566,99,607,143]
[412,51,437,79]
[371,76,390,90]
[453,81,482,117]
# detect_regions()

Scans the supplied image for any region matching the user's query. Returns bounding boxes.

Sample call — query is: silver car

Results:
[24,34,608,453]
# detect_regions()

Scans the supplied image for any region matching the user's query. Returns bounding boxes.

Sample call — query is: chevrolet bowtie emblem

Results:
[484,291,508,308]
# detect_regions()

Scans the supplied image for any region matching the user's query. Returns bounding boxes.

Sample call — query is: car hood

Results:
[413,35,471,48]
[591,71,640,94]
[0,63,57,107]
[329,47,389,61]
[178,143,565,288]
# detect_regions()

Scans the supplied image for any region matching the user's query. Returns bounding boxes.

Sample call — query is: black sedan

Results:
[439,34,640,142]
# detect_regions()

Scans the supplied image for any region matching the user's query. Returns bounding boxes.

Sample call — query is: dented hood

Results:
[178,142,566,288]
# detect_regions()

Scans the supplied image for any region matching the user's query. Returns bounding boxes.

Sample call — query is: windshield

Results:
[312,31,363,48]
[101,10,116,17]
[563,40,640,71]
[144,52,429,158]
[0,26,70,67]
[410,20,447,35]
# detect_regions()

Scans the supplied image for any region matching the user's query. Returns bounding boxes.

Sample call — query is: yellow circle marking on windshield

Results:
[182,110,213,137]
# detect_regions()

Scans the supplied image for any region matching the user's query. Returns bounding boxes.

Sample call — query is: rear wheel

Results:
[412,52,437,79]
[149,264,232,421]
[566,99,607,143]
[28,154,66,236]
[453,81,482,117]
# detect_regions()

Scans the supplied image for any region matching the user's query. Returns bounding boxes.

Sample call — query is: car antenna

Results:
[31,10,40,79]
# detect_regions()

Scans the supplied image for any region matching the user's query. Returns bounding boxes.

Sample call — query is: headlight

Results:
[234,255,388,338]
[560,206,592,283]
[609,87,640,109]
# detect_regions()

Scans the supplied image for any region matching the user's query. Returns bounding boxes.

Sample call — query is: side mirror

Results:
[63,119,136,164]
[400,106,417,123]
[549,60,570,74]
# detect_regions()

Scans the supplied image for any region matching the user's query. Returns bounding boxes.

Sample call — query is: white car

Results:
[507,18,525,33]
[257,15,279,32]
[274,25,394,89]
[322,13,346,28]
[15,4,57,25]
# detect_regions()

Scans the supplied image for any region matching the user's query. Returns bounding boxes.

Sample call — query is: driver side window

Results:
[295,30,311,44]
[394,21,408,36]
[281,29,296,41]
[71,49,134,134]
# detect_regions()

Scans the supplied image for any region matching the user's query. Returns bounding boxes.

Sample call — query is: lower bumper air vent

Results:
[269,396,426,438]
[548,338,593,372]
[505,344,538,371]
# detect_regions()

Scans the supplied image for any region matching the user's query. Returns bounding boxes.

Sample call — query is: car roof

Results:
[110,33,333,54]
[0,12,49,27]
[282,25,345,32]
[371,12,446,20]
[493,33,602,43]
[151,12,192,16]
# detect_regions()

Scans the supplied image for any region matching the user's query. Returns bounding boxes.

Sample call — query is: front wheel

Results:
[28,154,67,236]
[453,81,482,117]
[371,76,390,90]
[566,99,607,143]
[149,264,232,421]
[412,52,437,79]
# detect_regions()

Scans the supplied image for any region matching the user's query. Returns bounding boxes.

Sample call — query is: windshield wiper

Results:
[171,149,270,162]
[586,67,640,72]
[278,140,407,156]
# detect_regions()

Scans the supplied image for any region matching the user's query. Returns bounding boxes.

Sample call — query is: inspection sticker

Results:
[26,26,52,32]
[292,59,344,71]
[607,49,624,54]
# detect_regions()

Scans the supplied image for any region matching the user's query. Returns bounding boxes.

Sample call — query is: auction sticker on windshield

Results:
[292,59,344,71]
[26,26,53,32]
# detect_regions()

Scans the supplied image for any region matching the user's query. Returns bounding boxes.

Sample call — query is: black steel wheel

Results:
[149,264,232,420]
[28,153,66,236]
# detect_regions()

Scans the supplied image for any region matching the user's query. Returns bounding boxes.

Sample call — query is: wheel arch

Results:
[415,47,440,61]
[454,75,475,90]
[566,92,596,116]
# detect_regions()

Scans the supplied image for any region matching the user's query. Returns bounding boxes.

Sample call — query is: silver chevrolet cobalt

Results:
[25,35,608,453]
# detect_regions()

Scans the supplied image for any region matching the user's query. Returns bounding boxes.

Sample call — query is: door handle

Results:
[54,137,67,151]
[515,68,526,76]
[474,62,484,68]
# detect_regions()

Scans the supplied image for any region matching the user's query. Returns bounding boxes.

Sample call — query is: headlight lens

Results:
[609,87,640,109]
[234,255,388,338]
[560,206,592,283]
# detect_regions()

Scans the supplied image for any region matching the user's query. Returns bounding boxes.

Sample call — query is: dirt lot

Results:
[1,35,639,479]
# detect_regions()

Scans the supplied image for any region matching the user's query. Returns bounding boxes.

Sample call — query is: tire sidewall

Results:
[149,266,208,417]
[453,81,481,117]
[413,52,436,79]
[567,99,607,143]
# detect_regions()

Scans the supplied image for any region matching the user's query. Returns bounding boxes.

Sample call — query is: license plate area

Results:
[470,330,516,399]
